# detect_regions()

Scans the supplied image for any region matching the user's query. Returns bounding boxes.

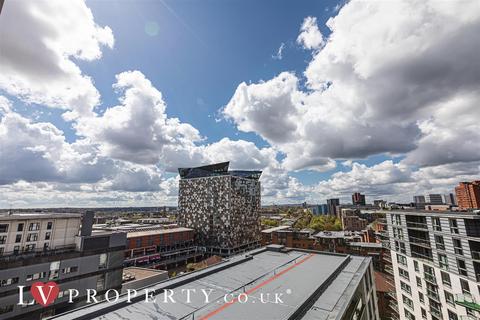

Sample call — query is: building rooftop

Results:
[178,161,262,180]
[261,225,291,233]
[383,209,480,219]
[126,227,193,238]
[51,246,372,320]
[314,231,364,239]
[0,212,82,221]
[123,267,168,282]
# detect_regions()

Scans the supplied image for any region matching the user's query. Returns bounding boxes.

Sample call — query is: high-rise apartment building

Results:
[414,195,426,204]
[0,212,126,320]
[386,210,480,320]
[177,162,262,256]
[442,193,457,206]
[352,192,367,205]
[327,198,340,217]
[455,181,480,209]
[426,194,444,205]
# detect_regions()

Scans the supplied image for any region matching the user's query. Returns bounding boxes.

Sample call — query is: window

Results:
[26,233,38,242]
[62,266,78,274]
[460,278,470,295]
[414,260,420,272]
[453,238,463,255]
[15,234,21,243]
[438,253,449,270]
[457,259,468,276]
[24,244,35,252]
[449,219,459,234]
[404,308,415,320]
[419,292,425,303]
[45,232,51,240]
[400,281,411,294]
[0,277,19,287]
[399,268,410,280]
[96,274,105,291]
[46,222,53,230]
[13,246,20,254]
[0,224,9,233]
[397,254,407,266]
[421,308,427,319]
[432,217,441,231]
[17,223,24,232]
[393,214,402,225]
[444,290,455,306]
[441,271,451,287]
[395,241,406,253]
[28,223,40,231]
[448,310,458,320]
[49,261,60,280]
[99,253,107,269]
[26,272,46,281]
[0,236,6,244]
[403,295,414,310]
[434,235,445,250]
[416,276,422,287]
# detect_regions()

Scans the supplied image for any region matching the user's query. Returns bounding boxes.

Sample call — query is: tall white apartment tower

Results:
[386,210,480,320]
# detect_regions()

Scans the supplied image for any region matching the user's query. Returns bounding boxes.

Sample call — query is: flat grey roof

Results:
[51,247,371,320]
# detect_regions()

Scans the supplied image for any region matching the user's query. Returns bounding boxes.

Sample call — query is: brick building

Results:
[123,227,205,270]
[455,180,480,209]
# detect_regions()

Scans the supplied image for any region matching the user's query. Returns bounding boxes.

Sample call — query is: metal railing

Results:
[406,222,428,229]
[423,273,437,285]
[0,244,77,263]
[408,236,431,247]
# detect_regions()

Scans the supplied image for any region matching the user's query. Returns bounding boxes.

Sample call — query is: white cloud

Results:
[0,0,113,120]
[272,43,285,60]
[296,16,324,50]
[224,0,480,173]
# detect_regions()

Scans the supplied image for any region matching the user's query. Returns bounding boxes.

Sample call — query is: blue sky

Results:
[1,0,479,207]
[81,0,386,182]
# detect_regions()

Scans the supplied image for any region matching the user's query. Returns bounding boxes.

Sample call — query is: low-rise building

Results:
[0,211,126,320]
[123,227,205,271]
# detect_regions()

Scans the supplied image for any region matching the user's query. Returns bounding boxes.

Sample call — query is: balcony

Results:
[426,289,440,302]
[389,301,399,313]
[406,222,428,230]
[430,306,442,319]
[409,236,431,247]
[383,254,392,263]
[385,265,394,276]
[423,273,437,285]
[455,294,480,312]
[387,291,397,301]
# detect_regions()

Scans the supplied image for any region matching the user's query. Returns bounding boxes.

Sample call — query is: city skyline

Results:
[1,0,480,208]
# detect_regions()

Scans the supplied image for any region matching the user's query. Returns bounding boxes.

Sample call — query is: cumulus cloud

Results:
[76,70,202,165]
[224,0,480,173]
[0,0,113,120]
[297,16,324,50]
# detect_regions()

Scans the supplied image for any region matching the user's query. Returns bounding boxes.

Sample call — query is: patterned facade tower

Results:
[177,162,262,256]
